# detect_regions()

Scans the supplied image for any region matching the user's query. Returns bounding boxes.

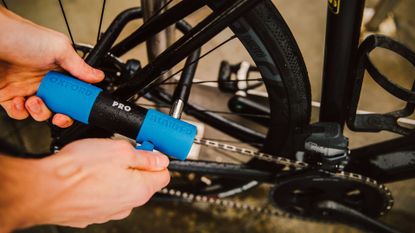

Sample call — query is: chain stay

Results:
[159,138,394,219]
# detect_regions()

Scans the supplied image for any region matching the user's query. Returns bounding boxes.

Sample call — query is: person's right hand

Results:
[0,139,170,230]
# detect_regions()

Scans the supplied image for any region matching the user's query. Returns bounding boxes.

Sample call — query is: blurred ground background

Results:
[1,0,414,232]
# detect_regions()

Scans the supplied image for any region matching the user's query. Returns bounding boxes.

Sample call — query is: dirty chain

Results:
[158,138,394,219]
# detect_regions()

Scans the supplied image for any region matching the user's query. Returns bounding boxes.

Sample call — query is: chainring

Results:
[270,170,393,220]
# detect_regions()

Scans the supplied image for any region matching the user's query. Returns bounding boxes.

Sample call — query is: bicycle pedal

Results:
[218,60,261,93]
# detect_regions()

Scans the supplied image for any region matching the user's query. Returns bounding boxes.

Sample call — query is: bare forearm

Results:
[0,154,40,232]
[0,6,34,62]
[0,6,66,66]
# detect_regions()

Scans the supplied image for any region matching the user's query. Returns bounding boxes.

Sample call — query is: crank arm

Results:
[317,200,402,233]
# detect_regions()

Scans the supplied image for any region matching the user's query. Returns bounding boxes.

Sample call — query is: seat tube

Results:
[319,0,365,126]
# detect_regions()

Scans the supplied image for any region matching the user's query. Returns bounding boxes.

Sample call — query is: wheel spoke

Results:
[139,35,237,96]
[1,0,8,9]
[195,110,269,118]
[161,78,263,85]
[57,0,75,45]
[137,103,270,118]
[96,0,107,42]
[144,0,174,24]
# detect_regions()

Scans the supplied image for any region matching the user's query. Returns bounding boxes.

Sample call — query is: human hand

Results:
[0,139,170,230]
[0,7,104,127]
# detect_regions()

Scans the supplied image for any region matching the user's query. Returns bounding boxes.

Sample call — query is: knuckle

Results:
[114,140,133,153]
[114,140,137,161]
[143,153,157,167]
[56,33,72,47]
[53,34,74,59]
[115,140,133,150]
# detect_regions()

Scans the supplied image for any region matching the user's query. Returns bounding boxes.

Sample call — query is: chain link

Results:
[159,187,291,218]
[194,138,309,169]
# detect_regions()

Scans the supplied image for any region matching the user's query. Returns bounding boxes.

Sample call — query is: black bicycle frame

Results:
[87,0,263,100]
[59,1,414,232]
[56,0,266,147]
[318,0,415,183]
[58,0,415,184]
[320,0,365,125]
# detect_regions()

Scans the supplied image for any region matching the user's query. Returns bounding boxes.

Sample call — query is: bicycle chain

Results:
[159,138,394,219]
[71,44,393,220]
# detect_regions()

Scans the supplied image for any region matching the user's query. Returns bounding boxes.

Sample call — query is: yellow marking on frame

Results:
[328,0,341,14]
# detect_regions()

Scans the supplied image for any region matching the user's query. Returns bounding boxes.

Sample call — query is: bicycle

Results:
[0,0,414,232]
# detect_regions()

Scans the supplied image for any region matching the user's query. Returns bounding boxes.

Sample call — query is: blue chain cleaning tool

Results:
[37,71,196,160]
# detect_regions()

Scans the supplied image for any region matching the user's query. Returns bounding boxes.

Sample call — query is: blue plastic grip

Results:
[37,71,196,160]
[37,71,102,124]
[137,109,196,160]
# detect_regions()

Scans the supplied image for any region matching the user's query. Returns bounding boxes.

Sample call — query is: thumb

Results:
[57,46,104,83]
[128,151,170,172]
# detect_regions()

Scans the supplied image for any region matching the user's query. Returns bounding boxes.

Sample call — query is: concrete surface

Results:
[1,0,414,233]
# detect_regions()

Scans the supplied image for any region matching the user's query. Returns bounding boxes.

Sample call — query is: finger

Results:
[0,97,29,120]
[139,169,171,194]
[0,79,41,103]
[25,96,52,122]
[109,209,132,221]
[129,170,171,207]
[56,45,104,83]
[128,151,170,171]
[92,209,131,226]
[52,113,74,128]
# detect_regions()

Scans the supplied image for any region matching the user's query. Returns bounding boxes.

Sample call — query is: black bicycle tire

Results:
[210,0,311,155]
[0,0,311,195]
[160,0,312,196]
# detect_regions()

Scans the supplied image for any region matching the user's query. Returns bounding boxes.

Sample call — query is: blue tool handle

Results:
[37,71,196,160]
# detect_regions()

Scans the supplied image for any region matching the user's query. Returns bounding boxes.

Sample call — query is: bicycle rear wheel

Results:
[0,0,311,196]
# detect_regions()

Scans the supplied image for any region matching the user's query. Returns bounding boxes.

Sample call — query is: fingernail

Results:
[28,100,41,113]
[62,118,72,127]
[54,115,69,127]
[94,69,104,78]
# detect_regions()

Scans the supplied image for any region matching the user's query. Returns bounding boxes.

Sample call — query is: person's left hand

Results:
[0,6,104,128]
